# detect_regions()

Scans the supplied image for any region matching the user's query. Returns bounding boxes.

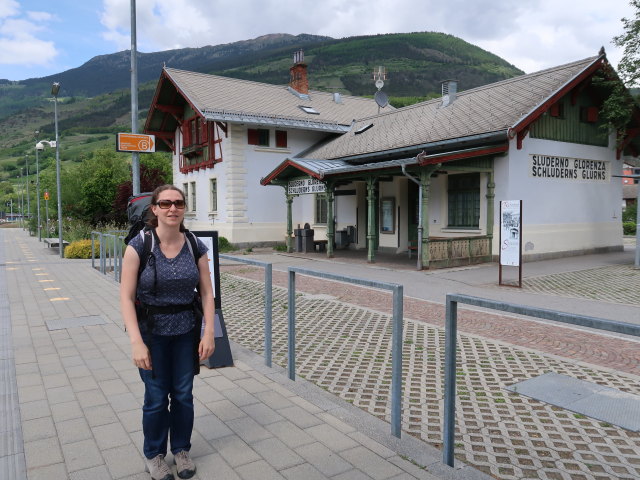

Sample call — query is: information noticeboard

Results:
[192,230,233,368]
[499,200,522,287]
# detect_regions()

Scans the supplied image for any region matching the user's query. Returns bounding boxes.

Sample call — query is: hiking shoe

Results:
[145,454,174,480]
[174,450,196,479]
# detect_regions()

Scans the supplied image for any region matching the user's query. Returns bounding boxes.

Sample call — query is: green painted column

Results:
[366,177,376,263]
[286,192,294,253]
[326,186,335,258]
[419,170,433,269]
[486,171,495,238]
[486,170,495,259]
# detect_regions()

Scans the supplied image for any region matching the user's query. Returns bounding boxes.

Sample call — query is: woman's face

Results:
[151,189,186,228]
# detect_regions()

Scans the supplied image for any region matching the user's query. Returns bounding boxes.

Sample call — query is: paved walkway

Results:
[0,228,483,480]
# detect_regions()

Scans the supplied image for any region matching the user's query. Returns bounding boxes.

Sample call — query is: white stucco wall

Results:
[492,136,623,257]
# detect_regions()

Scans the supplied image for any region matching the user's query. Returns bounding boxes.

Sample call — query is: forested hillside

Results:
[0,31,524,173]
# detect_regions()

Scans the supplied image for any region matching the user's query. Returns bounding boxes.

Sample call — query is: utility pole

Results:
[19,170,24,229]
[130,0,140,194]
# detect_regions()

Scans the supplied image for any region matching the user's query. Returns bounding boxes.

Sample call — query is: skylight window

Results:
[300,105,320,115]
[354,123,374,134]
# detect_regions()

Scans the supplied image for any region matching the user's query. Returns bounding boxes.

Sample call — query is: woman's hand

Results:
[199,332,215,361]
[132,340,152,370]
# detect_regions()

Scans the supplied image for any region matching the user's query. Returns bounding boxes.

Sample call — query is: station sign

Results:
[288,178,326,195]
[116,133,156,153]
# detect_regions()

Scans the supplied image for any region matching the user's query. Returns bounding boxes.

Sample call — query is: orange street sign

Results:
[44,191,49,200]
[116,133,156,153]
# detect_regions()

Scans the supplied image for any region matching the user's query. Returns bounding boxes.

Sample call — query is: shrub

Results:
[63,218,126,243]
[273,244,287,252]
[65,239,100,259]
[622,203,637,223]
[623,222,637,235]
[63,218,94,243]
[218,236,234,253]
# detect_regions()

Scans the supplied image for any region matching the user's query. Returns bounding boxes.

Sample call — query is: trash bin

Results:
[335,229,349,248]
[294,228,303,252]
[300,224,314,253]
[335,226,355,248]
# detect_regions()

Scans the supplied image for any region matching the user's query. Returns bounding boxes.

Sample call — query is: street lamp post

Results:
[35,140,56,241]
[36,140,56,240]
[19,171,24,229]
[52,82,64,258]
[35,140,43,241]
[25,155,30,227]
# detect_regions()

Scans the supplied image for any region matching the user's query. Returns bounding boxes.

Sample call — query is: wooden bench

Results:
[313,240,328,252]
[43,238,69,249]
[408,244,418,258]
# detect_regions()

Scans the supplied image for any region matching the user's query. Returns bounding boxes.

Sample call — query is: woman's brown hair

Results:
[146,184,186,231]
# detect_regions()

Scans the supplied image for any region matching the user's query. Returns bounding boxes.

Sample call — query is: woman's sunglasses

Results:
[155,199,186,209]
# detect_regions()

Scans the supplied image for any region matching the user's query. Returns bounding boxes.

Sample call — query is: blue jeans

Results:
[139,330,195,459]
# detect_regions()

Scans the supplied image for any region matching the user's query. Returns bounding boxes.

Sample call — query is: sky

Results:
[0,0,637,82]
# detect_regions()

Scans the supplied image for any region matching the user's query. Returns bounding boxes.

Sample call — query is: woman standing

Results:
[120,185,215,480]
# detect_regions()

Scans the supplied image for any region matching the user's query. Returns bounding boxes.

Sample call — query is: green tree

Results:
[78,148,129,223]
[110,152,173,224]
[614,1,640,87]
[141,152,173,183]
[623,202,637,223]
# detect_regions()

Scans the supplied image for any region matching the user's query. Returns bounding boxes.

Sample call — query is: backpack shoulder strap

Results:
[137,227,156,281]
[184,230,202,263]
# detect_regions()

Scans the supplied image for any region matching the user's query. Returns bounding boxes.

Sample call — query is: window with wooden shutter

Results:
[248,128,269,146]
[191,118,199,145]
[182,122,191,146]
[200,120,208,143]
[275,130,287,148]
[248,129,259,145]
[580,106,599,123]
[549,101,564,118]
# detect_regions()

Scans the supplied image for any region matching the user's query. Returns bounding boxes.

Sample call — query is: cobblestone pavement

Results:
[220,268,640,480]
[517,265,640,306]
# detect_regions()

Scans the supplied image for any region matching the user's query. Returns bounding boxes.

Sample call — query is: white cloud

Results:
[0,0,19,19]
[98,0,635,73]
[0,5,59,68]
[26,11,56,22]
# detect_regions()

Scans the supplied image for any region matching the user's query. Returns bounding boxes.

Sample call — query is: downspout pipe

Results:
[402,157,424,270]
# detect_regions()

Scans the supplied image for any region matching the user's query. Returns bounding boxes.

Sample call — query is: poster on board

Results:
[192,230,234,368]
[500,200,522,267]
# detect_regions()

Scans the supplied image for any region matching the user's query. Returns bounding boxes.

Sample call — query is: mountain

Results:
[0,31,523,172]
[0,34,333,117]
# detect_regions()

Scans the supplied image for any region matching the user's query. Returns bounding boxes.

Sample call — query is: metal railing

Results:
[91,231,126,282]
[443,293,640,467]
[219,255,273,367]
[287,266,404,438]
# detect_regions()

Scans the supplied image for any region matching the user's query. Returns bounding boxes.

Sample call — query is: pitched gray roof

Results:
[306,56,602,160]
[288,156,418,177]
[164,68,384,132]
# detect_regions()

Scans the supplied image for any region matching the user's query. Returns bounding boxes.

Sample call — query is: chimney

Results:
[289,50,308,95]
[441,80,457,107]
